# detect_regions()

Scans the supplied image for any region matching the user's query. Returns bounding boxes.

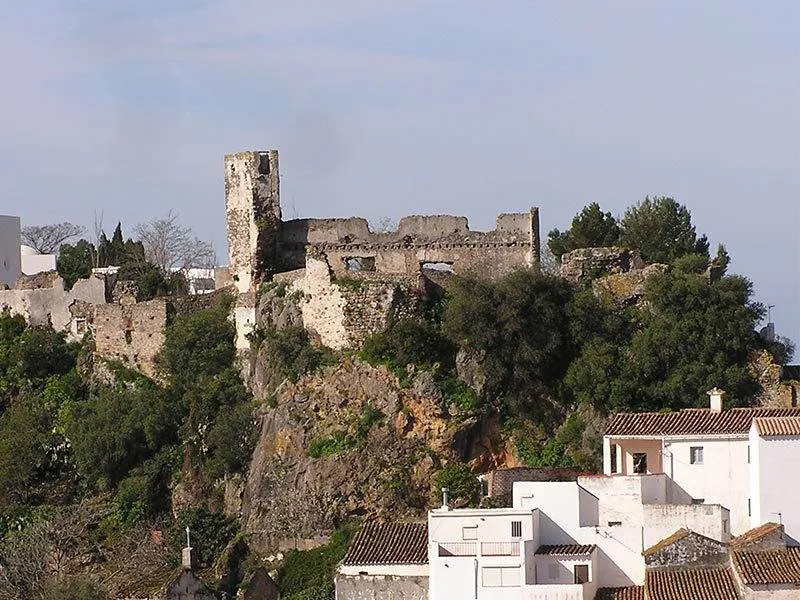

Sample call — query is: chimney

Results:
[182,526,194,570]
[441,487,451,511]
[707,388,725,413]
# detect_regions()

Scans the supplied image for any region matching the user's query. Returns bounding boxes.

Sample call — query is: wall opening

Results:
[344,257,376,272]
[421,262,455,274]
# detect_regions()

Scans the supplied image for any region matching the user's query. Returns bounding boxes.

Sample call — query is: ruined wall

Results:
[225,151,281,293]
[0,274,107,340]
[279,210,540,278]
[560,247,645,285]
[334,575,428,600]
[94,297,168,379]
[286,252,423,350]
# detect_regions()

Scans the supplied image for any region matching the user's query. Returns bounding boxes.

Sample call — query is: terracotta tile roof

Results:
[535,544,596,555]
[606,407,800,437]
[753,416,800,437]
[594,587,645,600]
[731,522,782,549]
[732,548,800,584]
[646,568,739,600]
[342,522,428,566]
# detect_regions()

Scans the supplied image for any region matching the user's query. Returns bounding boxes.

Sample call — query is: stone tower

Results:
[224,150,281,293]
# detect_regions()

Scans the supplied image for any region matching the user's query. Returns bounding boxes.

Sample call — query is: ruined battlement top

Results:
[280,210,538,249]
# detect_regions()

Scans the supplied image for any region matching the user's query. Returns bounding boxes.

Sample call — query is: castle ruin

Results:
[224,149,541,349]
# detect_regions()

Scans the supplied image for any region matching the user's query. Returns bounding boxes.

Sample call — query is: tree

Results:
[443,271,573,415]
[57,240,95,290]
[619,196,708,263]
[134,211,216,271]
[547,203,621,261]
[21,223,84,254]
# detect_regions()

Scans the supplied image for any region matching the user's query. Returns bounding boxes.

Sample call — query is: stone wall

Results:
[334,574,428,600]
[94,297,168,379]
[560,247,644,285]
[752,350,799,408]
[280,210,539,278]
[0,274,107,341]
[644,531,729,570]
[225,150,281,293]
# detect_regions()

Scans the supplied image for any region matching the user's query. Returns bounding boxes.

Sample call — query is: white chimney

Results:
[441,487,451,511]
[182,526,194,570]
[707,388,725,413]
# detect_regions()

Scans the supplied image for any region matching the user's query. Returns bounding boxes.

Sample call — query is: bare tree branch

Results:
[134,211,216,271]
[20,223,84,254]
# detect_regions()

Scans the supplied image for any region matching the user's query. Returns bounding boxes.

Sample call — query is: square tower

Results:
[0,216,21,287]
[224,151,281,293]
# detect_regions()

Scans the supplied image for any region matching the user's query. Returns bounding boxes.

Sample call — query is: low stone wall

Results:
[334,575,428,600]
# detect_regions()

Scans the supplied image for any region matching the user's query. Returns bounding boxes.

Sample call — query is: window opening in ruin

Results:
[574,565,590,584]
[691,498,705,505]
[632,452,647,474]
[608,521,622,527]
[421,262,455,274]
[75,317,87,335]
[344,257,376,272]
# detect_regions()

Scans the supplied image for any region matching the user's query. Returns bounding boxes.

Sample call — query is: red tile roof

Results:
[595,587,645,600]
[342,522,428,566]
[606,407,800,437]
[753,416,800,437]
[732,547,800,584]
[731,522,783,549]
[535,544,596,556]
[645,568,739,600]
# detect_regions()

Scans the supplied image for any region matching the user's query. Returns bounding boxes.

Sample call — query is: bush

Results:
[259,326,335,383]
[168,508,239,570]
[360,318,455,379]
[277,521,359,600]
[433,464,480,508]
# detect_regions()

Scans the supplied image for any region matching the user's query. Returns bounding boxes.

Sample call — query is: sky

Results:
[1,1,798,344]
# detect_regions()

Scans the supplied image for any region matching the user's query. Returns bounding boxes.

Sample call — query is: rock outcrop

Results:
[238,358,511,552]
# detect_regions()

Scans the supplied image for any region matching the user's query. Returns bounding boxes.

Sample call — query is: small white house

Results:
[603,389,800,538]
[20,244,56,276]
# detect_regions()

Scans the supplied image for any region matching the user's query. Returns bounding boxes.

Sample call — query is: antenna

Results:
[768,304,775,323]
[186,526,191,549]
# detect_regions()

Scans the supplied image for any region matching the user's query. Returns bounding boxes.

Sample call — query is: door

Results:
[574,564,590,584]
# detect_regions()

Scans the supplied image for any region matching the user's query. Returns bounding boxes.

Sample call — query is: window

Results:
[747,445,750,463]
[548,564,559,580]
[462,526,478,540]
[691,498,705,505]
[690,446,704,465]
[723,519,729,534]
[632,453,647,474]
[75,317,87,335]
[344,257,376,272]
[610,444,618,474]
[574,564,590,584]
[748,499,751,517]
[483,567,520,587]
[511,521,522,538]
[608,521,622,527]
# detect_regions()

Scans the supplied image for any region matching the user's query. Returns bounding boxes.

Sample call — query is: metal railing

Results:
[438,542,477,556]
[481,541,521,556]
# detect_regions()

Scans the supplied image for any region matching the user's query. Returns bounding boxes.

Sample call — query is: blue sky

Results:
[1,1,798,344]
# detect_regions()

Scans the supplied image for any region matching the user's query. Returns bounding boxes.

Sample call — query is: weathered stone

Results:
[560,247,642,285]
[455,348,487,397]
[334,574,428,600]
[592,263,669,307]
[751,350,799,408]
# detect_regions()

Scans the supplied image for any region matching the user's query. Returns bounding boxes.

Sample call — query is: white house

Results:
[603,389,800,539]
[20,244,56,276]
[0,215,21,287]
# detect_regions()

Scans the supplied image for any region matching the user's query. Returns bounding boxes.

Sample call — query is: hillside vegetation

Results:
[0,197,792,599]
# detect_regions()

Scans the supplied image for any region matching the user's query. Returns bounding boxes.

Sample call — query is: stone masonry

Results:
[224,149,541,350]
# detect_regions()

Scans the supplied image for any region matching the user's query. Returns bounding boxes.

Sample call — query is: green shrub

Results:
[433,464,480,508]
[260,326,335,383]
[306,405,383,458]
[277,521,359,600]
[360,318,455,380]
[168,507,239,570]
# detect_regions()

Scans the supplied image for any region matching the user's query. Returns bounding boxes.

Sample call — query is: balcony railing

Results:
[437,541,521,557]
[481,541,521,556]
[438,542,477,556]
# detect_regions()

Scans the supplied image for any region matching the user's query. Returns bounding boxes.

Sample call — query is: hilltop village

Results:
[0,150,798,600]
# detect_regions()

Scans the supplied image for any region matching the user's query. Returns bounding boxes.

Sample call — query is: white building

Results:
[0,215,21,287]
[20,244,56,276]
[603,389,800,540]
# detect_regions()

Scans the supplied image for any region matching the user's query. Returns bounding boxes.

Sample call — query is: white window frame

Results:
[462,526,478,540]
